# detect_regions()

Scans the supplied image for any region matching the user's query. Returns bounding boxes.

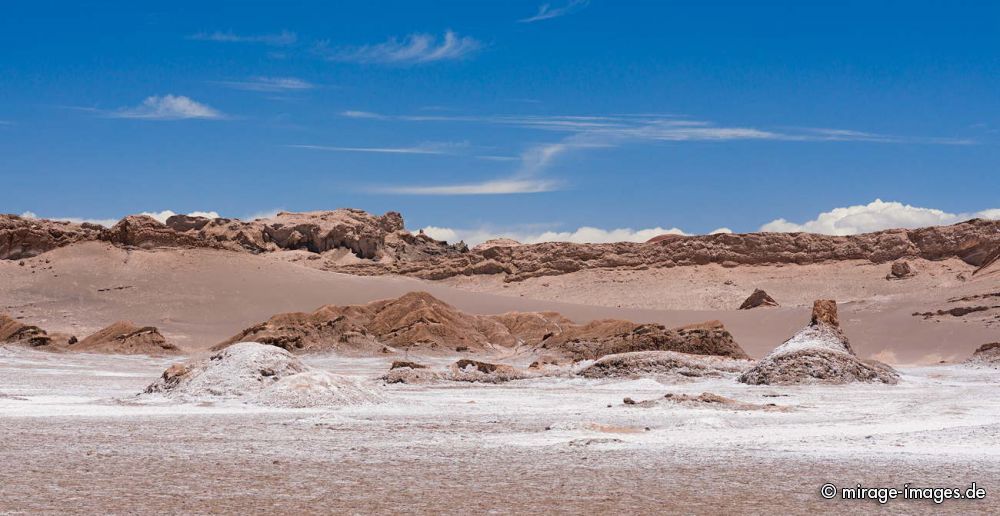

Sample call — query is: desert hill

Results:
[213,291,748,360]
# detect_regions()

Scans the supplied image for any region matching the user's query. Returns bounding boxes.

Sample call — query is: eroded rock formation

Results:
[214,292,749,360]
[738,300,899,385]
[0,214,103,260]
[73,321,179,355]
[739,289,779,309]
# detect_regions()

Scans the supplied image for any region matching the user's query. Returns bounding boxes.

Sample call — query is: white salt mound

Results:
[143,342,384,407]
[255,370,385,407]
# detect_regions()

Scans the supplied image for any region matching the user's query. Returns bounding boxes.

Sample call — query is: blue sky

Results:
[1,1,998,243]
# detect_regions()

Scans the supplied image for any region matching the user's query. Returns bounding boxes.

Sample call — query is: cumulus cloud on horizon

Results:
[418,225,731,246]
[759,199,1000,235]
[20,210,221,227]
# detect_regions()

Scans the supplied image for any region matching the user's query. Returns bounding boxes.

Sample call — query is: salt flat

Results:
[2,347,998,515]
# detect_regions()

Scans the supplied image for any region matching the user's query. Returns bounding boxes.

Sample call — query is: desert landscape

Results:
[4,2,999,513]
[1,209,999,514]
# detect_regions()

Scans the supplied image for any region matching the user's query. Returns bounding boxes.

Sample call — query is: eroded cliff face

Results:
[0,214,104,259]
[331,218,1000,281]
[4,210,999,283]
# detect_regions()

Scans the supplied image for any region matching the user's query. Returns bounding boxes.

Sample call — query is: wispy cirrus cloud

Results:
[341,110,975,195]
[188,30,297,46]
[373,177,560,195]
[519,0,590,23]
[216,76,315,92]
[287,142,467,156]
[107,95,226,120]
[318,30,480,64]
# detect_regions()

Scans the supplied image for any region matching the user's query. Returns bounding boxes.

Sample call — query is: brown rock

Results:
[810,299,840,327]
[0,314,52,347]
[0,214,103,260]
[738,288,779,309]
[73,321,179,355]
[886,260,915,280]
[738,299,898,385]
[390,361,427,370]
[965,342,1000,368]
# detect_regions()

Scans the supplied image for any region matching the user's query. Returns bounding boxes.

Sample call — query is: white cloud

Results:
[244,209,284,221]
[287,142,467,155]
[21,211,118,227]
[188,30,297,46]
[418,224,743,246]
[217,77,314,92]
[377,178,558,195]
[709,227,734,234]
[323,31,480,64]
[341,110,386,119]
[20,210,220,227]
[519,0,590,23]
[759,199,1000,235]
[110,95,225,120]
[139,210,221,223]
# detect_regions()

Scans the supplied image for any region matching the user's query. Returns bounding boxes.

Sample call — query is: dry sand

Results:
[1,242,996,363]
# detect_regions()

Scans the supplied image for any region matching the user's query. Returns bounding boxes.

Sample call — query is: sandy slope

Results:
[1,242,997,363]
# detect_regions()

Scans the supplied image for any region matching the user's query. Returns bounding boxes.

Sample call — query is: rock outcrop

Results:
[577,350,752,379]
[540,319,749,361]
[214,292,749,361]
[738,300,899,385]
[338,218,1000,281]
[738,289,779,309]
[886,260,915,280]
[0,314,52,347]
[965,342,1000,368]
[143,342,384,407]
[473,238,522,251]
[73,321,179,355]
[0,214,103,260]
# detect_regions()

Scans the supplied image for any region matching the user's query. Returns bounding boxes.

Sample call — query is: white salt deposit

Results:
[143,342,384,407]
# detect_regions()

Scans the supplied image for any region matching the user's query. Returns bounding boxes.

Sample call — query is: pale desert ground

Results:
[1,242,999,514]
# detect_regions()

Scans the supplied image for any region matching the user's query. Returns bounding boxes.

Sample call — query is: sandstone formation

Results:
[6,211,999,286]
[103,215,207,250]
[338,218,1000,282]
[576,350,752,379]
[738,300,899,385]
[886,260,915,280]
[381,358,529,384]
[0,214,103,260]
[739,289,779,309]
[473,238,522,251]
[73,321,179,355]
[0,314,52,347]
[965,342,1000,368]
[539,319,749,361]
[974,245,1000,276]
[215,292,749,361]
[143,342,384,407]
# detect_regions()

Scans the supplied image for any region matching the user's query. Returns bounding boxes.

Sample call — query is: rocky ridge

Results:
[214,291,749,360]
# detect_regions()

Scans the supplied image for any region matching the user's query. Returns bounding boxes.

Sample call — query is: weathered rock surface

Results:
[540,319,750,361]
[965,342,1000,368]
[338,218,1000,281]
[73,321,179,355]
[886,260,915,280]
[215,292,749,361]
[0,314,52,347]
[0,214,103,260]
[738,300,899,385]
[738,289,779,309]
[143,342,383,406]
[103,215,207,250]
[473,238,522,251]
[380,358,529,384]
[628,392,788,411]
[577,350,752,379]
